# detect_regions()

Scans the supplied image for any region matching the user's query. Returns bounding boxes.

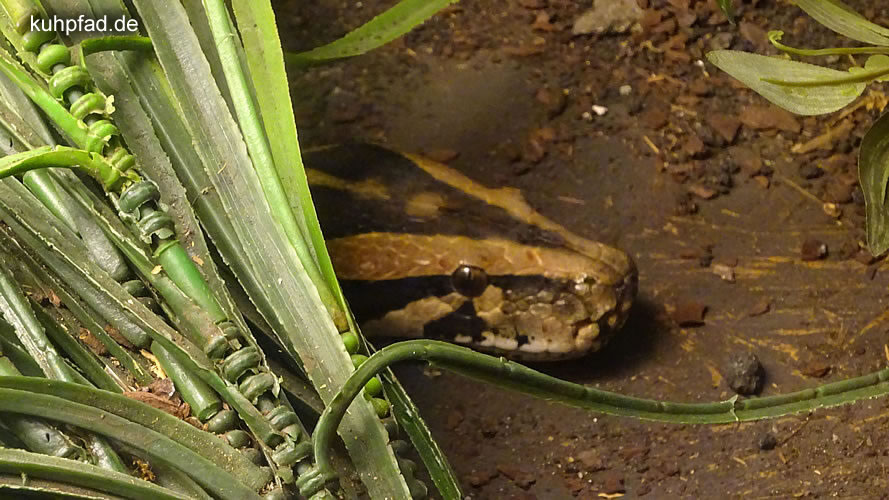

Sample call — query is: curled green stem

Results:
[311,340,889,485]
[762,64,889,86]
[768,30,889,57]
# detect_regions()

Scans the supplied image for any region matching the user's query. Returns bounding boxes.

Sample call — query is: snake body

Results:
[305,144,637,361]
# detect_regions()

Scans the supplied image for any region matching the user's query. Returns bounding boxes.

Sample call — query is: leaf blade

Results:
[706,50,866,115]
[286,0,460,67]
[797,0,889,46]
[858,111,889,255]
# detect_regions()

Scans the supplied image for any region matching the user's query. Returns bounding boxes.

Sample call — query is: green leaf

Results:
[858,111,889,255]
[232,0,346,310]
[706,50,867,115]
[0,448,189,500]
[1,375,270,491]
[382,370,462,499]
[0,221,152,386]
[0,176,278,448]
[797,0,889,46]
[286,0,460,67]
[717,0,735,25]
[0,377,264,499]
[202,0,346,329]
[0,260,68,380]
[30,300,123,393]
[130,0,409,495]
[865,54,889,81]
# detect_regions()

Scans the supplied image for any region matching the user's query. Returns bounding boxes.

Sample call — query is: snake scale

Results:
[305,144,637,361]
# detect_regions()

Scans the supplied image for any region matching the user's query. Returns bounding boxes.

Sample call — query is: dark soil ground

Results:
[279,0,889,497]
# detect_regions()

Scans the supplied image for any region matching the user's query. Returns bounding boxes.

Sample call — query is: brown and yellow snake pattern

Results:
[305,144,637,361]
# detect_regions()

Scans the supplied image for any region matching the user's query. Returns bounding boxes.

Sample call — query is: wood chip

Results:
[748,300,771,317]
[712,263,736,283]
[740,105,801,133]
[707,114,741,143]
[671,301,707,326]
[123,391,190,419]
[800,360,831,378]
[688,183,718,199]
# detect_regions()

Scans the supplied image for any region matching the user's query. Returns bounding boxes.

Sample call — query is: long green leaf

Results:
[236,2,457,495]
[31,301,122,393]
[797,0,889,46]
[0,375,269,490]
[0,448,188,500]
[717,0,735,24]
[0,178,153,348]
[0,377,263,499]
[0,177,279,447]
[132,0,408,495]
[231,0,344,307]
[858,111,889,255]
[382,370,462,499]
[286,0,459,67]
[706,50,867,115]
[203,0,345,330]
[0,225,151,386]
[0,261,67,380]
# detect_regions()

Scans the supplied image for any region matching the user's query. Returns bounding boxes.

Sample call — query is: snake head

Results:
[335,233,638,361]
[447,250,638,361]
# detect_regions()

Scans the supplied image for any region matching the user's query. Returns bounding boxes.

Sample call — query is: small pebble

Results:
[712,263,736,283]
[798,164,823,180]
[724,352,764,395]
[801,239,828,261]
[758,433,777,450]
[619,84,632,96]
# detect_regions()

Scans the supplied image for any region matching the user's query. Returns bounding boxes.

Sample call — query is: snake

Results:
[304,144,637,361]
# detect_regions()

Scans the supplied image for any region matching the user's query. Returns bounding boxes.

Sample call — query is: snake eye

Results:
[451,265,488,297]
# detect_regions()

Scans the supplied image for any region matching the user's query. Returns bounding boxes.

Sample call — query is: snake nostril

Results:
[451,264,489,297]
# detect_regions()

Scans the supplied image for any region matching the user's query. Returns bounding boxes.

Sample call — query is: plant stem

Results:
[80,36,153,57]
[769,30,889,57]
[310,340,889,485]
[762,64,889,86]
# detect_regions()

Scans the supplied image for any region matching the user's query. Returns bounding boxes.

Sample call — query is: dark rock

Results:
[798,163,823,180]
[724,351,764,395]
[758,433,777,451]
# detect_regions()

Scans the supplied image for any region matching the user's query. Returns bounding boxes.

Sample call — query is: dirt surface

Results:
[279,0,889,497]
